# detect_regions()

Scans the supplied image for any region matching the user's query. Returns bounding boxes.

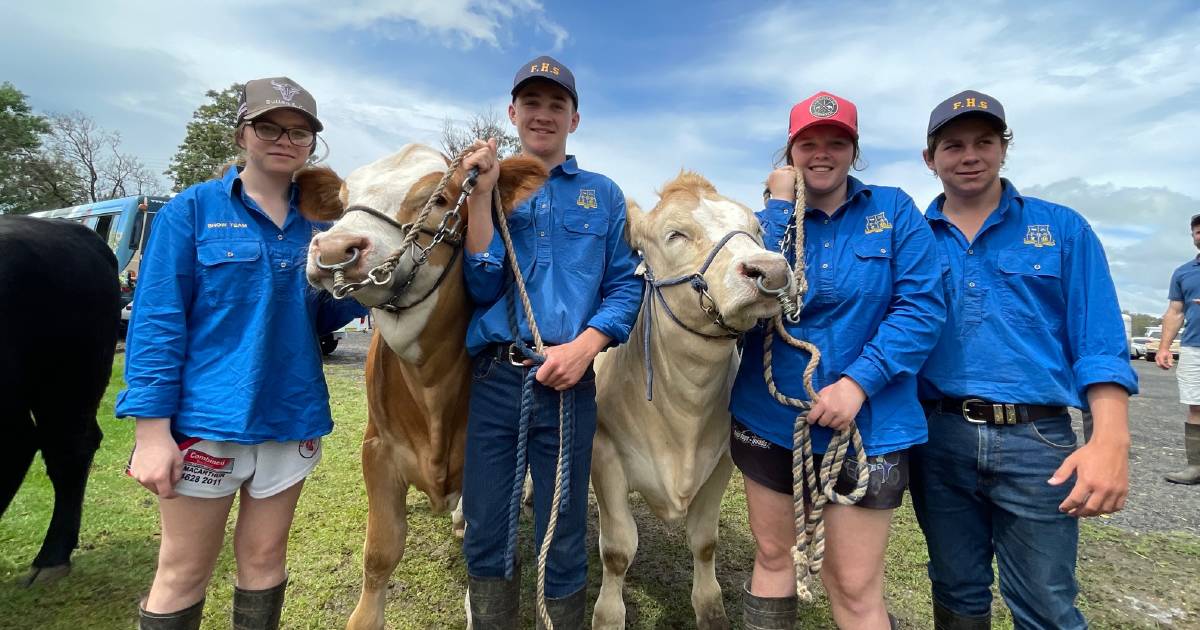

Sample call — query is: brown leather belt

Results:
[929,398,1069,425]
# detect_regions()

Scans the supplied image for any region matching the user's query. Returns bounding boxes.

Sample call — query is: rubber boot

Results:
[233,579,287,630]
[1165,423,1200,484]
[888,612,899,629]
[742,580,796,630]
[138,598,204,630]
[535,587,586,630]
[933,600,991,630]
[467,574,520,630]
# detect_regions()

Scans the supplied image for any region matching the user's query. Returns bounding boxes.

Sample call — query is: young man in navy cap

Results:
[1157,214,1200,484]
[911,90,1137,629]
[456,55,642,628]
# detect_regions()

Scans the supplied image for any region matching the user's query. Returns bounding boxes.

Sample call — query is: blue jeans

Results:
[910,411,1086,629]
[461,352,597,598]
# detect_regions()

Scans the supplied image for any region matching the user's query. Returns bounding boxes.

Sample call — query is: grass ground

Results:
[1,358,1197,628]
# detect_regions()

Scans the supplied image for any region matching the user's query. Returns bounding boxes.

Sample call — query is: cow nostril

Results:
[740,263,765,279]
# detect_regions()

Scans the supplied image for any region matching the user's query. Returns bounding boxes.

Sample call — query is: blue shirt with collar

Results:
[115,166,367,444]
[463,156,643,356]
[919,179,1138,406]
[730,176,946,454]
[1168,256,1200,347]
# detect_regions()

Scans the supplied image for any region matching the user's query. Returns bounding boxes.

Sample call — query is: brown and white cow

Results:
[590,173,790,629]
[300,144,545,630]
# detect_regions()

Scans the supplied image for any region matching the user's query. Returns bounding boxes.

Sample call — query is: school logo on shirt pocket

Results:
[1023,225,1056,248]
[864,212,892,234]
[576,189,597,209]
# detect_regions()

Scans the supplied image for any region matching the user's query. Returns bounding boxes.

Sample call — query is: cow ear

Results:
[625,197,647,250]
[296,166,346,221]
[495,156,549,215]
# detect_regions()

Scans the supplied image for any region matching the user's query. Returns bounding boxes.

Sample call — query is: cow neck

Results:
[632,305,739,416]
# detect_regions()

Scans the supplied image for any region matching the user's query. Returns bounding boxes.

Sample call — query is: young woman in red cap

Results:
[729,91,945,629]
[119,77,364,629]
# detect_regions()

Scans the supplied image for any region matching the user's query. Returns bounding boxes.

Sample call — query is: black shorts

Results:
[730,419,909,510]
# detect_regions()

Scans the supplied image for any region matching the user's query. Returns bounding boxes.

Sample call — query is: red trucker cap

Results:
[788,91,858,142]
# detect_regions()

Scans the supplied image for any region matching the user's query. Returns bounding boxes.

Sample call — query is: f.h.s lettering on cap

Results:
[512,55,578,107]
[788,91,859,142]
[237,77,324,132]
[927,89,1005,136]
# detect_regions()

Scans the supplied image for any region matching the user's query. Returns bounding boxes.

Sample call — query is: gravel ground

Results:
[325,332,1200,535]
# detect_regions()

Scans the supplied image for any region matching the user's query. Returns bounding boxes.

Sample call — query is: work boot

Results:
[888,612,899,629]
[535,587,586,630]
[1165,423,1200,484]
[933,600,991,630]
[742,580,796,630]
[233,579,287,630]
[138,598,204,630]
[467,574,520,630]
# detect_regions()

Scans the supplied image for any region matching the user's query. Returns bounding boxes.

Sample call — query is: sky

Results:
[2,0,1197,316]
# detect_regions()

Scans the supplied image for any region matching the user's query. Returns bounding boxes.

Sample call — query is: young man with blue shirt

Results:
[457,55,642,628]
[912,90,1137,629]
[1158,214,1200,484]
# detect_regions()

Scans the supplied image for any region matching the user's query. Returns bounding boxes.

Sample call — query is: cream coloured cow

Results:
[300,144,545,630]
[591,172,791,629]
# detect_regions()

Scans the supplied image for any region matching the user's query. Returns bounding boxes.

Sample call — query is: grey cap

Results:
[237,77,323,132]
[927,90,1005,136]
[511,55,577,107]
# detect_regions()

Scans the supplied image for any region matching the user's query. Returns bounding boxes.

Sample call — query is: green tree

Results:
[1127,311,1163,338]
[164,84,243,191]
[0,82,55,214]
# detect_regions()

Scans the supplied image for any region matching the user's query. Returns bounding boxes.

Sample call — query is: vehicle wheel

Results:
[1146,352,1156,362]
[320,334,339,356]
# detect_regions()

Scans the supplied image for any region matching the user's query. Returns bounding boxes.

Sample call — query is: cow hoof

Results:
[22,563,71,587]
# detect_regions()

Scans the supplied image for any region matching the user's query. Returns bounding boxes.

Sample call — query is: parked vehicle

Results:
[1145,329,1183,362]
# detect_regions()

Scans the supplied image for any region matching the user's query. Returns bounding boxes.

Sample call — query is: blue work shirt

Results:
[115,166,367,444]
[919,180,1138,406]
[1168,257,1200,347]
[463,156,642,356]
[730,177,946,455]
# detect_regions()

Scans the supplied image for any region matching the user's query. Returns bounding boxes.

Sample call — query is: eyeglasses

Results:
[249,120,316,147]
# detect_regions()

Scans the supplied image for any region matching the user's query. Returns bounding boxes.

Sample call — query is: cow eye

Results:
[435,196,448,207]
[665,230,689,243]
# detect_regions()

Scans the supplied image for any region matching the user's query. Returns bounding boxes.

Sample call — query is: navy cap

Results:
[927,90,1005,136]
[512,55,577,107]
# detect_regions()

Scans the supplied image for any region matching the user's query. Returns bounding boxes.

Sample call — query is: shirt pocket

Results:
[558,210,608,271]
[197,240,265,307]
[996,247,1063,328]
[848,238,894,300]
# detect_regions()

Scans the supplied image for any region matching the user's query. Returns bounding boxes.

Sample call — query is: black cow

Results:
[0,215,119,585]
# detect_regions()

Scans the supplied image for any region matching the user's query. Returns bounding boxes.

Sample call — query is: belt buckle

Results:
[506,343,527,367]
[960,398,989,424]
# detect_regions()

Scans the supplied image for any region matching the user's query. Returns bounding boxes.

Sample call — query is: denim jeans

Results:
[461,352,597,598]
[910,410,1086,629]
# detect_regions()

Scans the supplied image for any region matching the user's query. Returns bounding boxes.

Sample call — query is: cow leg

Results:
[27,413,101,585]
[347,435,409,630]
[685,452,733,630]
[590,435,637,630]
[0,409,37,518]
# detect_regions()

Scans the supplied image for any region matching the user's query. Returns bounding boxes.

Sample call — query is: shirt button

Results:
[968,281,976,287]
[539,231,546,237]
[482,252,490,258]
[583,223,590,229]
[277,234,284,241]
[823,219,830,225]
[280,261,288,268]
[880,248,887,254]
[541,203,548,209]
[821,263,829,269]
[967,249,974,254]
[226,251,234,257]
[823,242,830,248]
[1033,264,1042,270]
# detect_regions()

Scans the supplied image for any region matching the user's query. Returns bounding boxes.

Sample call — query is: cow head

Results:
[300,144,546,358]
[627,172,790,334]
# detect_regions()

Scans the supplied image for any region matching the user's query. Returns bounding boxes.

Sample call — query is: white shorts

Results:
[1178,346,1200,406]
[173,437,322,499]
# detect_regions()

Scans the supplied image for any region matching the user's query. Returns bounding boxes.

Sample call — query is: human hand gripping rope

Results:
[762,167,871,602]
[488,174,573,630]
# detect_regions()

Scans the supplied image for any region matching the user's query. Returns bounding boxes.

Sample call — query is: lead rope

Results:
[761,167,871,602]
[490,185,572,630]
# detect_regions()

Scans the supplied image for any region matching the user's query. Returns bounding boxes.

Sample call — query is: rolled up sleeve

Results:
[585,190,643,344]
[463,226,508,305]
[1063,224,1138,397]
[115,198,196,419]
